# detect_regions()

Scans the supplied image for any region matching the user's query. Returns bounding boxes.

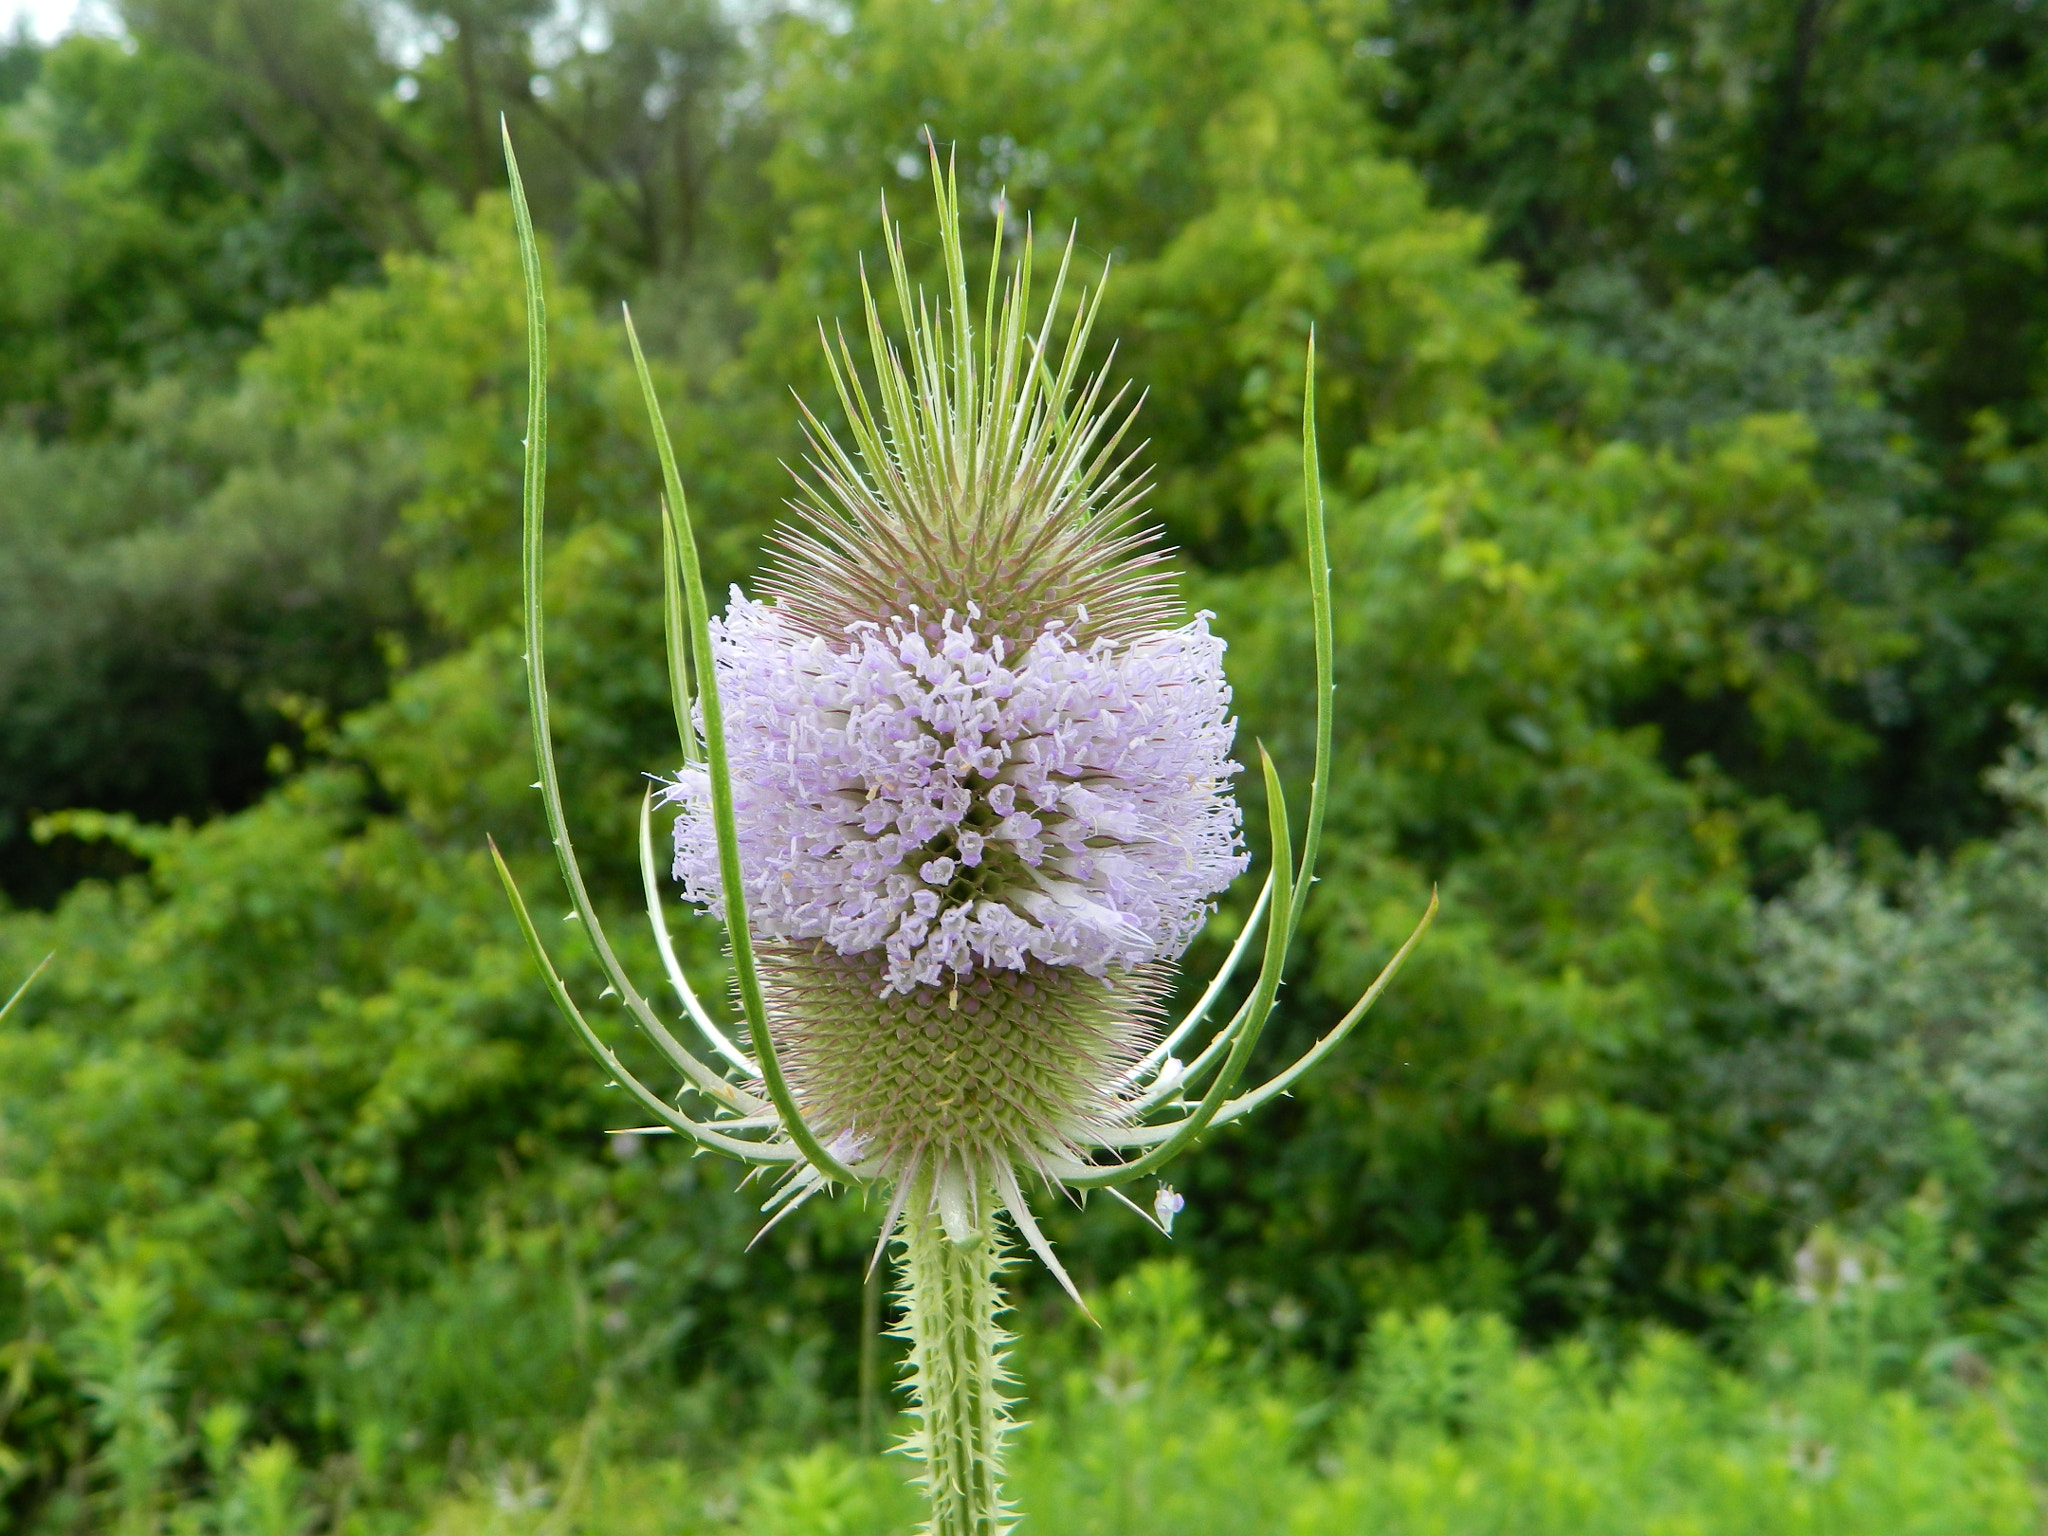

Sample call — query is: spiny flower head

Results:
[663,168,1248,1187]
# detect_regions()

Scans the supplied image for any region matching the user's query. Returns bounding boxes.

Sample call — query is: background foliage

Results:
[5,0,2048,1529]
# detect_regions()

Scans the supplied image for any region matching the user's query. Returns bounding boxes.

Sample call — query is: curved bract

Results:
[0,952,51,1026]
[491,125,1434,1536]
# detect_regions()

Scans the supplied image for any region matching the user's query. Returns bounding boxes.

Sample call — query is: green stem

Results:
[894,1185,1015,1536]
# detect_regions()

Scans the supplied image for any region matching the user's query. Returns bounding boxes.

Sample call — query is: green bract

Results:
[0,952,50,1026]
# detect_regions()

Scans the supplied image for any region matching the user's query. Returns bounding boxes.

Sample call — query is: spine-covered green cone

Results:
[496,124,1436,1536]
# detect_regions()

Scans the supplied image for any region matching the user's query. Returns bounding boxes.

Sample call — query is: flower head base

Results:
[758,945,1166,1187]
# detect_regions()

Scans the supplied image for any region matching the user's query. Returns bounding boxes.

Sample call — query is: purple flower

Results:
[666,594,1248,996]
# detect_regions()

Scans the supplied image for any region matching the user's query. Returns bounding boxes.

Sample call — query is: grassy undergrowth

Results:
[395,1261,2041,1536]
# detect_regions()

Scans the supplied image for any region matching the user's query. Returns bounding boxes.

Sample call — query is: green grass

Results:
[405,1265,2041,1536]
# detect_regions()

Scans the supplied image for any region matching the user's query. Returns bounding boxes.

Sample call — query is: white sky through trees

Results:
[2,0,95,43]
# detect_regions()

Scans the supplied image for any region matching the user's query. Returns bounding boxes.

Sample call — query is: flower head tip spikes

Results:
[490,125,1437,1536]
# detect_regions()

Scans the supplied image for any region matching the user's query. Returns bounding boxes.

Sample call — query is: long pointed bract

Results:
[1206,888,1439,1127]
[488,839,791,1163]
[1066,746,1296,1188]
[499,126,749,1119]
[618,304,862,1188]
[637,789,758,1075]
[657,472,700,766]
[1122,872,1275,1086]
[1099,890,1437,1150]
[0,952,51,1025]
[1289,332,1336,939]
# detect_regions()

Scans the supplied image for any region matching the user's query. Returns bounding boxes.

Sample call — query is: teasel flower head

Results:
[491,129,1435,1536]
[662,592,1249,1186]
[654,159,1271,1247]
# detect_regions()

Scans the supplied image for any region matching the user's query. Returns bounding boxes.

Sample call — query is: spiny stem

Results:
[894,1184,1016,1536]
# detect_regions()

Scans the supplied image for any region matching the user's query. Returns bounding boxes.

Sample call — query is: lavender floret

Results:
[666,593,1249,995]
